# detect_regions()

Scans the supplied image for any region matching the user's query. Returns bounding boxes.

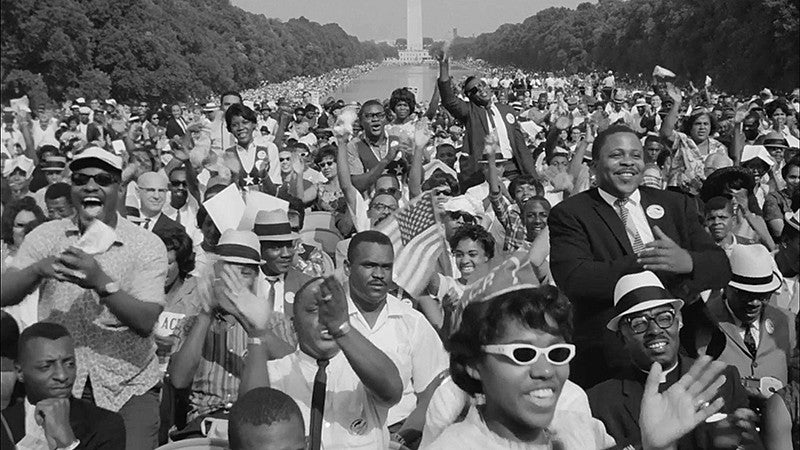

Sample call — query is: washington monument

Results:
[407,0,423,51]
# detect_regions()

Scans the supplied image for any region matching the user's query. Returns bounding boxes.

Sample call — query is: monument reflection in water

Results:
[334,64,472,103]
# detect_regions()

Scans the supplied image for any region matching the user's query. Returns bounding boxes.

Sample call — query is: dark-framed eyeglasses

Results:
[624,310,676,334]
[71,172,118,187]
[363,112,386,121]
[318,161,335,168]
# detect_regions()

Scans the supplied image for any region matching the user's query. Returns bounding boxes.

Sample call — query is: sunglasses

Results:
[432,188,452,196]
[482,343,576,366]
[71,172,118,187]
[279,157,292,162]
[171,180,188,188]
[318,161,335,168]
[376,187,399,197]
[624,310,676,334]
[449,211,475,223]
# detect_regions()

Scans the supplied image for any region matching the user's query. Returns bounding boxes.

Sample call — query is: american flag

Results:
[375,191,446,298]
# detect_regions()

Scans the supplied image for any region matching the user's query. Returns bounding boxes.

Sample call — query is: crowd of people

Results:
[0,46,798,450]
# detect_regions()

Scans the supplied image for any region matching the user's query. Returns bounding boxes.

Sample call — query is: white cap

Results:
[69,146,123,173]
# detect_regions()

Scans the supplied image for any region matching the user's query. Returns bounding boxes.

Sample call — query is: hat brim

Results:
[607,299,684,331]
[42,167,65,172]
[218,255,265,266]
[729,272,782,293]
[257,232,299,242]
[69,157,122,174]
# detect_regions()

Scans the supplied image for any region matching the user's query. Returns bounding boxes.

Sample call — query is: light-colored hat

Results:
[75,97,86,105]
[785,210,799,232]
[69,146,123,173]
[105,99,117,107]
[728,244,782,293]
[7,156,35,178]
[442,195,482,217]
[216,229,265,265]
[607,271,684,331]
[253,209,299,241]
[202,102,218,112]
[612,91,626,103]
[78,106,92,114]
[42,156,67,172]
[634,98,647,107]
[741,145,775,167]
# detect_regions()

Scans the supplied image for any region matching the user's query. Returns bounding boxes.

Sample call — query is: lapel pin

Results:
[646,204,665,220]
[505,113,516,124]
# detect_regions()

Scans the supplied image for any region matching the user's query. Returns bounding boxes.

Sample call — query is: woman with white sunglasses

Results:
[424,285,729,450]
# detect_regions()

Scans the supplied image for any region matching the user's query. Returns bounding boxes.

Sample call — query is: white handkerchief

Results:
[74,220,117,255]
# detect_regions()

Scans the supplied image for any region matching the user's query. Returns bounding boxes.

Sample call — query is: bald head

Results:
[137,171,168,189]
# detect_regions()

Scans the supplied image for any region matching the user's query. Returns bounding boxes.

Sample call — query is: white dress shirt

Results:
[347,294,449,426]
[597,188,654,245]
[256,272,287,313]
[268,350,391,449]
[486,104,513,159]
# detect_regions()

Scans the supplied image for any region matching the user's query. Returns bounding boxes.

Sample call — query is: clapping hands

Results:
[217,264,271,337]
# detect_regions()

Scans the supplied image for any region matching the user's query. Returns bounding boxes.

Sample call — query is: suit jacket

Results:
[260,268,312,318]
[1,397,126,450]
[150,213,185,236]
[549,187,731,327]
[166,117,186,139]
[706,293,795,385]
[85,123,105,143]
[588,357,758,450]
[438,78,535,179]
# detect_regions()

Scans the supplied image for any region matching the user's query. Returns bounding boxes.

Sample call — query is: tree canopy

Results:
[0,0,396,105]
[461,0,799,93]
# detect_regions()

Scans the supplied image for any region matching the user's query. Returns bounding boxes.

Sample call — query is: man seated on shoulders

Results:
[1,322,125,449]
[589,271,761,449]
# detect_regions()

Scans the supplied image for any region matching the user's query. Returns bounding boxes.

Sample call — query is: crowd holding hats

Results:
[1,40,799,450]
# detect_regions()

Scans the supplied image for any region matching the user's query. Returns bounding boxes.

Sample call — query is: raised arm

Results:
[436,52,470,122]
[318,276,402,406]
[424,83,441,121]
[336,134,360,212]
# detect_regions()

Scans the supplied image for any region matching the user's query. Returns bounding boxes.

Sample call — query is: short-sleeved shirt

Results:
[269,350,391,449]
[763,188,792,223]
[11,215,167,412]
[347,294,449,426]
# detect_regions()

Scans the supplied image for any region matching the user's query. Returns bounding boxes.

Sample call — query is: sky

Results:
[232,0,590,42]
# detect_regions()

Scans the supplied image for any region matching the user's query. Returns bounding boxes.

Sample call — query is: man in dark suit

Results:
[1,322,125,449]
[136,171,185,235]
[85,109,108,144]
[588,272,761,450]
[165,104,187,139]
[549,124,731,388]
[436,49,535,183]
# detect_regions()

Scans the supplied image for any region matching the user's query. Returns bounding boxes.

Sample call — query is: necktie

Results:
[309,359,330,450]
[142,218,151,230]
[615,198,645,253]
[486,106,497,129]
[265,278,278,311]
[743,325,757,356]
[175,208,182,225]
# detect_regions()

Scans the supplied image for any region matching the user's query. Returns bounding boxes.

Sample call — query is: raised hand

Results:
[640,356,727,450]
[637,226,693,274]
[665,82,682,105]
[315,276,350,336]
[54,247,110,290]
[219,264,271,337]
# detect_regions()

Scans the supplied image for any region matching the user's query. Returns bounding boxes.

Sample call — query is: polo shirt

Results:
[11,215,167,412]
[347,294,448,426]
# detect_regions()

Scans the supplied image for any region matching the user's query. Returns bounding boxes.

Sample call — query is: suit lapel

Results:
[712,303,754,357]
[590,189,633,253]
[621,377,643,431]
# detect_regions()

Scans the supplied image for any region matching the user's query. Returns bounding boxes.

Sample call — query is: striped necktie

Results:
[615,198,645,253]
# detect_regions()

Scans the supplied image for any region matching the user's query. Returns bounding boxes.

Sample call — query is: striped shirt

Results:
[184,313,248,421]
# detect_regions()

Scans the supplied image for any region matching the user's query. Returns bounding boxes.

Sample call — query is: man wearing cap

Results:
[169,229,296,426]
[550,124,731,388]
[436,50,536,183]
[252,210,312,319]
[31,155,68,213]
[588,271,760,450]
[77,106,92,141]
[1,146,168,450]
[706,244,796,400]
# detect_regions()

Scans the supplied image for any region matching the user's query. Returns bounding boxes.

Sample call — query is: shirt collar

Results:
[597,187,641,208]
[65,213,125,245]
[638,360,679,383]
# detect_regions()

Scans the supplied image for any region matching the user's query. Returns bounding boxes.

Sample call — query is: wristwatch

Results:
[330,322,352,339]
[97,281,120,297]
